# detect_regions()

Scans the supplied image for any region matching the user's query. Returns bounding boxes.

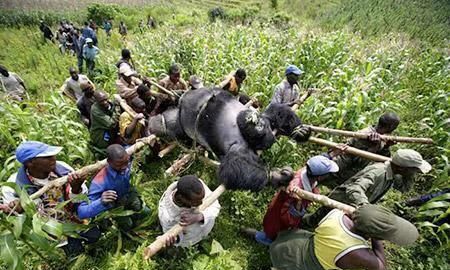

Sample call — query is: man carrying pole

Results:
[303,148,431,228]
[157,175,221,248]
[322,112,400,188]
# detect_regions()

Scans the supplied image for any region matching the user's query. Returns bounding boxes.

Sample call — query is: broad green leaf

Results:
[210,239,225,255]
[0,232,23,270]
[419,201,450,211]
[42,218,64,239]
[32,213,51,240]
[6,215,26,238]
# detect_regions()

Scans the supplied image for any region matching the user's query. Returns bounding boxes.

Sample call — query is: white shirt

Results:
[270,79,300,105]
[62,74,91,100]
[158,180,221,247]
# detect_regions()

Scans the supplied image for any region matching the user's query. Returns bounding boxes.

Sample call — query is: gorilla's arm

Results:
[218,147,269,192]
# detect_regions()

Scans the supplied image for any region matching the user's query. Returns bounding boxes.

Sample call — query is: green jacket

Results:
[89,102,119,150]
[329,161,395,207]
[270,230,324,270]
[323,126,391,188]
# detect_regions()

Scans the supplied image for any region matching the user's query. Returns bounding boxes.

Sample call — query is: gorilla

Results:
[148,88,311,191]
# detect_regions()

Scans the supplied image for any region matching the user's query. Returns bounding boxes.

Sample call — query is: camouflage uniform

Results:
[322,126,391,188]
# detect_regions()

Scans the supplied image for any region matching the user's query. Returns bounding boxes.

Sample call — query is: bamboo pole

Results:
[305,125,433,144]
[308,137,390,162]
[30,135,156,200]
[165,153,193,176]
[114,94,146,126]
[289,186,356,214]
[158,143,177,158]
[146,79,178,98]
[143,184,227,259]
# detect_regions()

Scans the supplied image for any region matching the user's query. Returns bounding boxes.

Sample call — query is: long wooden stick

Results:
[289,186,356,214]
[305,125,433,144]
[30,135,156,200]
[308,137,390,162]
[165,153,193,175]
[114,94,146,126]
[158,143,177,158]
[143,184,226,259]
[147,79,178,98]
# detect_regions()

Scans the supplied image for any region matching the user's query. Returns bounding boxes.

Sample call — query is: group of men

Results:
[1,34,434,268]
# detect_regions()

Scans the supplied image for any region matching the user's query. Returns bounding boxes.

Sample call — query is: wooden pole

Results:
[30,135,156,200]
[158,143,177,158]
[289,186,356,214]
[143,184,227,259]
[165,153,193,176]
[114,94,146,126]
[146,79,178,98]
[308,137,390,162]
[305,125,433,144]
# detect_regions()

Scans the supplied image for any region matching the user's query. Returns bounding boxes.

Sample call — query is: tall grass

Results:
[0,2,449,269]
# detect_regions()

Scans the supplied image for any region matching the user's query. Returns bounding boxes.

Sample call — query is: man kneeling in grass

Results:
[77,144,150,230]
[158,175,221,247]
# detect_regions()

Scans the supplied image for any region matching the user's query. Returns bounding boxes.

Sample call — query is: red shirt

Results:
[262,169,319,240]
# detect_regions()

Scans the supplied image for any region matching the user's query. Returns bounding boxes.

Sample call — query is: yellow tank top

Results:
[314,209,369,270]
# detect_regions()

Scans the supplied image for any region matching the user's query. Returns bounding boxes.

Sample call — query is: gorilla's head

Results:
[237,109,276,151]
[262,103,302,136]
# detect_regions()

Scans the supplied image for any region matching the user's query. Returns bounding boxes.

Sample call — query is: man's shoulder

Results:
[119,111,132,121]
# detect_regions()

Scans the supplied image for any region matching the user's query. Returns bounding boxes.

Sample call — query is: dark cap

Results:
[354,204,419,246]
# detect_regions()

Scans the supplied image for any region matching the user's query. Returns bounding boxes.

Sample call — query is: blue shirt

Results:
[77,164,131,219]
[83,45,100,61]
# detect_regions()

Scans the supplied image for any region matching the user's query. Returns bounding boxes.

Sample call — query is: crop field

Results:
[0,1,449,270]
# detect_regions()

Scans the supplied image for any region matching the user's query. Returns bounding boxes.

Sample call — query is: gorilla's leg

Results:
[218,147,269,192]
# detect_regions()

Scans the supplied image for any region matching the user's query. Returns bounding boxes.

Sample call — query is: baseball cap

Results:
[189,75,203,89]
[15,141,62,164]
[285,65,303,76]
[85,38,93,43]
[391,149,431,173]
[354,204,419,246]
[119,64,135,77]
[306,155,339,176]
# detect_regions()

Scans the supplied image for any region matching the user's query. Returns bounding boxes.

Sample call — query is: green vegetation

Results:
[0,1,449,269]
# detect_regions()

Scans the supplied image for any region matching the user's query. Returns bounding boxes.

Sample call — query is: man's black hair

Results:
[378,112,400,128]
[106,144,127,161]
[137,84,150,96]
[0,65,9,77]
[235,68,246,79]
[68,67,77,73]
[84,21,89,26]
[169,64,181,75]
[121,49,131,59]
[176,175,204,200]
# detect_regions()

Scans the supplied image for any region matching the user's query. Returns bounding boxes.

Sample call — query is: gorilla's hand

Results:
[290,125,311,143]
[270,166,294,188]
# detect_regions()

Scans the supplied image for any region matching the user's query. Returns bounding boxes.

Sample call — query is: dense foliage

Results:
[0,1,449,269]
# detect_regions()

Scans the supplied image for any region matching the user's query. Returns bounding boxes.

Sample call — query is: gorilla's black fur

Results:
[148,88,308,191]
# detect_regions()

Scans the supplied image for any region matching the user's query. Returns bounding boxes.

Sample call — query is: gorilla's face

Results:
[237,110,276,151]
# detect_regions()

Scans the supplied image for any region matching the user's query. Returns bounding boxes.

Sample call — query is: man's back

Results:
[330,161,393,207]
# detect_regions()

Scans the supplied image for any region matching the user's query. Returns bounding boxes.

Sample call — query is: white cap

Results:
[391,149,432,173]
[306,155,339,176]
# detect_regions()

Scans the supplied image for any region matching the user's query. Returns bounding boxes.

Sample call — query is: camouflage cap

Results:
[354,204,419,246]
[391,149,431,173]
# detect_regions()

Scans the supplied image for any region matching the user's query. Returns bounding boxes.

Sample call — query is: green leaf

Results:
[0,232,23,270]
[210,239,225,255]
[6,215,26,238]
[419,201,450,211]
[42,218,64,239]
[32,213,51,240]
